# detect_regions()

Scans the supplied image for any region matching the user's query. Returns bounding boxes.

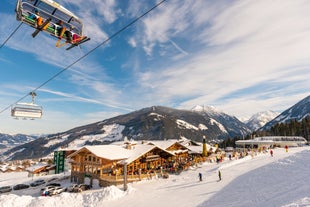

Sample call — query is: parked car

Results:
[68,184,92,192]
[30,179,45,187]
[13,184,30,190]
[47,177,58,183]
[67,184,79,192]
[41,186,55,196]
[51,187,67,195]
[77,184,92,191]
[0,186,12,193]
[41,186,56,192]
[46,183,61,187]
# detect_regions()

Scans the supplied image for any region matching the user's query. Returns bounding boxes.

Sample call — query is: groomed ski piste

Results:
[0,146,309,207]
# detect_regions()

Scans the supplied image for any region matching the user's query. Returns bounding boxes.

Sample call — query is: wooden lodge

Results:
[68,143,175,187]
[148,140,212,167]
[68,139,213,187]
[147,140,197,172]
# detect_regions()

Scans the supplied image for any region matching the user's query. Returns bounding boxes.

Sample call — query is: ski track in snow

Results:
[199,149,310,207]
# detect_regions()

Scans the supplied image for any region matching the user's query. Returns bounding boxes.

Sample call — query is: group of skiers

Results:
[198,170,221,182]
[270,145,289,157]
[199,146,290,183]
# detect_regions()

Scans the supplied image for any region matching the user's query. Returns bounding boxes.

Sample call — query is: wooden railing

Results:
[100,172,157,182]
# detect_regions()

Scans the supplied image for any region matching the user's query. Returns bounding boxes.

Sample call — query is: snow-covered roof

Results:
[0,166,7,172]
[138,139,214,155]
[122,145,169,164]
[236,140,273,144]
[68,143,175,164]
[79,145,130,160]
[146,139,180,149]
[26,163,49,172]
[254,136,307,142]
[186,145,203,154]
[178,138,201,146]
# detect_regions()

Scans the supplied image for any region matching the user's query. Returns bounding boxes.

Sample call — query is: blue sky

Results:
[0,0,309,135]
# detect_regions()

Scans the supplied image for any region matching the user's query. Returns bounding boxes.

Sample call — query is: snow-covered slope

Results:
[0,123,126,161]
[0,146,309,207]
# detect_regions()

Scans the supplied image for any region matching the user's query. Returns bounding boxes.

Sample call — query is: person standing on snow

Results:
[270,149,273,157]
[198,172,202,181]
[218,170,222,181]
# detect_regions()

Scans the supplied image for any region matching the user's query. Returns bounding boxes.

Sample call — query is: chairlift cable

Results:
[0,0,167,116]
[34,0,167,90]
[0,92,31,115]
[0,22,23,49]
[67,0,168,65]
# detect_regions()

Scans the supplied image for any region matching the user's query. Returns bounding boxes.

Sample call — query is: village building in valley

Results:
[67,139,213,187]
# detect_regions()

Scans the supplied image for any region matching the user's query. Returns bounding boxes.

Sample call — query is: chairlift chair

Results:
[15,0,90,50]
[11,92,43,119]
[11,103,43,119]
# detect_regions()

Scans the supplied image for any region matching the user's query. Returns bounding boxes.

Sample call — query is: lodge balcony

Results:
[71,169,168,187]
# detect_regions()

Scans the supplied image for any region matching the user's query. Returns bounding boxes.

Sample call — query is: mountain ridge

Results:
[246,110,279,131]
[1,94,309,161]
[1,105,251,161]
[260,95,310,131]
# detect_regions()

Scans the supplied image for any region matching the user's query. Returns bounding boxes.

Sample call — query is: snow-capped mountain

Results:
[260,95,310,130]
[192,105,251,137]
[1,106,251,161]
[3,94,309,161]
[246,111,279,131]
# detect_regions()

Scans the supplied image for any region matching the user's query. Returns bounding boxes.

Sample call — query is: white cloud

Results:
[133,0,310,118]
[128,37,137,48]
[1,0,309,134]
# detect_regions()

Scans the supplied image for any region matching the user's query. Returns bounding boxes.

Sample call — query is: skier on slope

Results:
[270,149,273,157]
[218,170,222,181]
[198,172,202,181]
[285,145,288,152]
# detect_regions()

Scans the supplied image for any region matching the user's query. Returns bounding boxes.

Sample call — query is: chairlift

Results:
[11,92,43,119]
[15,0,90,50]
